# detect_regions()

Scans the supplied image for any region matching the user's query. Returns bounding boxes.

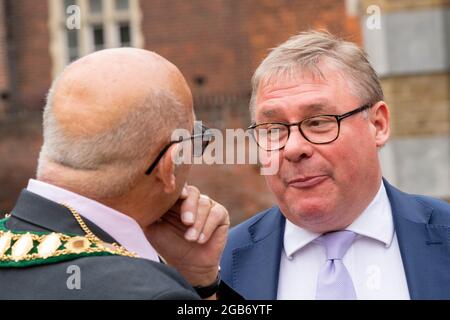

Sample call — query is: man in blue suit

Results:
[221,31,450,300]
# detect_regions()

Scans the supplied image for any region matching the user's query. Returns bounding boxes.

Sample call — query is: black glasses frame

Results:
[145,124,211,175]
[248,104,372,150]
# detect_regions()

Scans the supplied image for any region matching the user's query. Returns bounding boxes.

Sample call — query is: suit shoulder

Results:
[412,194,450,210]
[385,180,450,225]
[411,194,450,224]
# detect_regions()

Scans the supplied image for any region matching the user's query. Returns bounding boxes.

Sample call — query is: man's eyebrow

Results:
[259,103,334,120]
[260,109,281,119]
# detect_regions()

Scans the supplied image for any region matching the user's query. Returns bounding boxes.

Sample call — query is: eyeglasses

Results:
[248,104,372,151]
[145,122,212,175]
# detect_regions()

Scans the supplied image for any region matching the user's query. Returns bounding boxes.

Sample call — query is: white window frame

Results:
[49,0,144,78]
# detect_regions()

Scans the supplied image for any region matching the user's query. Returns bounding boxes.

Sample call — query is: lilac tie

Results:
[315,230,357,300]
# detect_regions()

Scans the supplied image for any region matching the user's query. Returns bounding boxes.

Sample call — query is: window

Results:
[49,0,144,77]
[89,0,102,15]
[67,29,80,62]
[92,24,105,50]
[116,0,129,11]
[118,23,131,47]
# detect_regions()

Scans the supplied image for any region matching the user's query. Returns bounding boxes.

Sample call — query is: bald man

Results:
[0,48,234,299]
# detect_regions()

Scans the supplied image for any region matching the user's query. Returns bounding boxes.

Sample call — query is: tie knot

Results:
[318,230,356,260]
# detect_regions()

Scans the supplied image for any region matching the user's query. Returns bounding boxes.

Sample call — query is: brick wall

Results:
[0,0,8,116]
[140,0,361,101]
[382,73,450,137]
[6,0,51,112]
[245,0,362,69]
[0,113,43,211]
[140,0,252,100]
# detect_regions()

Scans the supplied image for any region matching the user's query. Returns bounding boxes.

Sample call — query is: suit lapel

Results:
[385,180,450,299]
[231,208,285,300]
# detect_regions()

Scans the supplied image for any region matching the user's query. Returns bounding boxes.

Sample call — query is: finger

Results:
[197,203,229,244]
[184,194,211,242]
[179,184,189,200]
[179,185,200,226]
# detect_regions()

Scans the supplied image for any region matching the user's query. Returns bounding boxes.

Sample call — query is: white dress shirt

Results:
[277,182,410,300]
[27,179,160,262]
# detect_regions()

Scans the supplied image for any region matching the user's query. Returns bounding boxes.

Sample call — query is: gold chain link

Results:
[61,203,100,242]
[60,203,137,258]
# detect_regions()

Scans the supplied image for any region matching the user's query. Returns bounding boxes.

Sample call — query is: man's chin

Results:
[283,202,337,227]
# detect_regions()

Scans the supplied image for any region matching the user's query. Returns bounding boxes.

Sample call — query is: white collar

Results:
[27,179,160,262]
[283,181,395,259]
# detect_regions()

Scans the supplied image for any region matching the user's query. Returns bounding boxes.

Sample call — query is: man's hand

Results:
[145,185,229,287]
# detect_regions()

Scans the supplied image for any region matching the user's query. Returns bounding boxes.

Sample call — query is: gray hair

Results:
[37,77,189,198]
[249,30,384,120]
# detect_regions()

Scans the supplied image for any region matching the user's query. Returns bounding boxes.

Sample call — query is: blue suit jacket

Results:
[220,180,450,299]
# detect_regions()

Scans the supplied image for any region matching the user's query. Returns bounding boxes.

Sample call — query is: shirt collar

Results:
[27,179,160,262]
[346,181,395,248]
[283,181,395,259]
[283,220,321,259]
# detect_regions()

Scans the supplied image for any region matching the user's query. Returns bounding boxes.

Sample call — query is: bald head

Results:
[52,48,192,138]
[38,48,194,198]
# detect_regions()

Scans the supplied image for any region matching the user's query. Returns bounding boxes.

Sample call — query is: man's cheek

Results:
[258,149,282,176]
[265,175,285,197]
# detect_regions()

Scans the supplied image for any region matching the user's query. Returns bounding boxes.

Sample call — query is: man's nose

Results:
[283,126,314,162]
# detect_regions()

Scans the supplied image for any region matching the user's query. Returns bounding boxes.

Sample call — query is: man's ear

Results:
[370,101,391,148]
[155,144,180,194]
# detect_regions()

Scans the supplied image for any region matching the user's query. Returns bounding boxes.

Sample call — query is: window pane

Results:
[92,24,104,50]
[115,0,129,11]
[67,29,78,48]
[66,29,79,62]
[68,48,80,62]
[119,23,131,46]
[89,0,102,14]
